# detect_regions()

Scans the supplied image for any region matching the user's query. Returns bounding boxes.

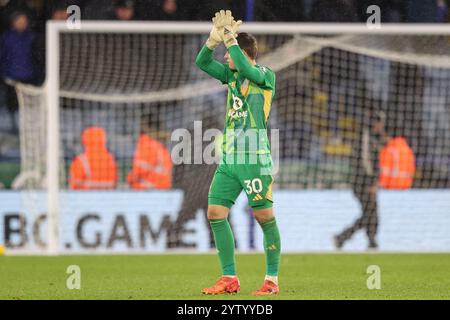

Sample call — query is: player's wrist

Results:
[206,37,219,50]
[223,25,237,48]
[207,21,222,50]
[224,38,238,48]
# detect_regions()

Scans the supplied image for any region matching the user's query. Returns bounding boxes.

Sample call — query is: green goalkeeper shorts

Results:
[208,154,274,210]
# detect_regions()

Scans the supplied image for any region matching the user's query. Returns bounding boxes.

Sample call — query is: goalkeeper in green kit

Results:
[195,10,280,295]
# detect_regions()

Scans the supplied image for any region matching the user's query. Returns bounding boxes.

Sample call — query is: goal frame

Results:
[45,21,450,254]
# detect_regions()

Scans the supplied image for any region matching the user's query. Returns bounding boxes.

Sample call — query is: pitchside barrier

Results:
[1,190,449,253]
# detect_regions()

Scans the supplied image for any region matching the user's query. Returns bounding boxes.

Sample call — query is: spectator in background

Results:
[0,11,39,132]
[0,0,40,33]
[311,0,358,22]
[112,0,135,21]
[127,115,172,190]
[51,5,69,20]
[140,0,185,21]
[42,0,84,21]
[83,0,114,20]
[437,0,449,22]
[161,0,177,19]
[69,127,118,190]
[379,135,416,190]
[356,0,406,22]
[406,0,440,22]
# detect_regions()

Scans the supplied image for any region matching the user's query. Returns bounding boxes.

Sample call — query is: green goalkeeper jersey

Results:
[196,44,276,157]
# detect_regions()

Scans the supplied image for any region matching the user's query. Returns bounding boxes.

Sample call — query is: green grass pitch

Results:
[0,253,449,300]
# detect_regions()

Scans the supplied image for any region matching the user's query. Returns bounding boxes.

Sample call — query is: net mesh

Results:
[13,27,450,252]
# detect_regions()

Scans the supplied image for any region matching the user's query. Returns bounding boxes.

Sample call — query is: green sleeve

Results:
[195,45,231,84]
[228,45,274,89]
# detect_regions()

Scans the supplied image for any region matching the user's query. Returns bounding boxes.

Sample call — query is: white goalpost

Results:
[46,22,60,255]
[10,22,450,254]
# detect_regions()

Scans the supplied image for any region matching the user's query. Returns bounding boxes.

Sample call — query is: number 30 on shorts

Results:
[244,178,263,195]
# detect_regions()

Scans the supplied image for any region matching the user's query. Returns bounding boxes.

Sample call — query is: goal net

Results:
[8,22,450,254]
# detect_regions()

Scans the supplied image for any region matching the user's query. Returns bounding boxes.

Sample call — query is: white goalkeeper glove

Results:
[206,10,242,49]
[205,14,223,49]
[215,10,242,48]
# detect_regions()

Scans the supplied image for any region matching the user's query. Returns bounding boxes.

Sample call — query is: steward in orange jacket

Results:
[379,137,415,189]
[69,127,118,190]
[127,133,172,190]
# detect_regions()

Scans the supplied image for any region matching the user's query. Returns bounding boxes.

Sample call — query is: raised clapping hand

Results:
[206,10,242,49]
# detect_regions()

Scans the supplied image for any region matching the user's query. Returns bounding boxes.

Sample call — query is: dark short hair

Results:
[237,32,258,60]
[115,0,134,9]
[10,11,28,24]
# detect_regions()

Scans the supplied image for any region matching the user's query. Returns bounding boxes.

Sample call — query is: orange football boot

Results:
[252,280,280,296]
[202,276,240,295]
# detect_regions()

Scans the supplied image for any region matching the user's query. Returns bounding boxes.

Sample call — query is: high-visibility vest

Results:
[127,134,172,190]
[69,127,118,190]
[379,137,415,189]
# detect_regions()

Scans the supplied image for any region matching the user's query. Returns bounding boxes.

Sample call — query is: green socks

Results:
[209,218,236,276]
[258,217,281,277]
[209,217,280,278]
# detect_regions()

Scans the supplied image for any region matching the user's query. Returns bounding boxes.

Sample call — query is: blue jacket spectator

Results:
[0,12,36,82]
[0,11,38,133]
[0,0,40,34]
[437,0,449,22]
[406,0,439,22]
